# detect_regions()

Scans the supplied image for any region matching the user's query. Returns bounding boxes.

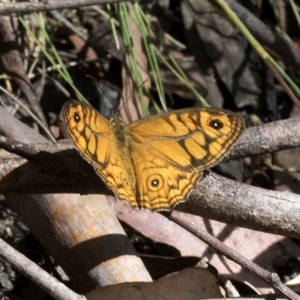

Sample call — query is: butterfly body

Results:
[62,101,244,210]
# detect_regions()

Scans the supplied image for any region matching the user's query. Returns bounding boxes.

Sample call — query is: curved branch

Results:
[0,116,300,238]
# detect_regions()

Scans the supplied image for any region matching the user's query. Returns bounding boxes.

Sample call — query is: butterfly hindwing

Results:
[130,145,201,210]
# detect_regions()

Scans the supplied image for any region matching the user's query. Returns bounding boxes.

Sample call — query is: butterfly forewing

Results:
[129,107,244,172]
[62,101,113,167]
[62,101,137,206]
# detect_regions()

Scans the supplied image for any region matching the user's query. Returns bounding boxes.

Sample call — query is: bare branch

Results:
[231,116,300,159]
[179,171,300,239]
[0,238,86,300]
[170,211,300,300]
[1,116,300,238]
[0,0,126,15]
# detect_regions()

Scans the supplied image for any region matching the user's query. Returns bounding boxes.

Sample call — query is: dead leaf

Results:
[87,266,222,300]
[181,0,262,108]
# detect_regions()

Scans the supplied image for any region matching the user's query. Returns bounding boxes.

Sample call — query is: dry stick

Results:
[0,136,39,159]
[179,170,300,238]
[170,211,300,300]
[0,114,299,166]
[0,238,86,300]
[0,0,124,15]
[230,116,300,159]
[1,117,300,239]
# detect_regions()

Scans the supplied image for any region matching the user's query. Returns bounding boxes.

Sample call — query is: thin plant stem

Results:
[19,16,86,102]
[0,86,56,142]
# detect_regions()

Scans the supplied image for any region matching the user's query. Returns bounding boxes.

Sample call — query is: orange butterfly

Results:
[62,101,244,210]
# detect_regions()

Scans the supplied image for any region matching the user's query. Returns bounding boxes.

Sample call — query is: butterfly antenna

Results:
[86,75,120,116]
[86,75,114,107]
[122,78,149,109]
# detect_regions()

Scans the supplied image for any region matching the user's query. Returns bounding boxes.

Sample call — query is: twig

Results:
[1,116,300,237]
[0,0,126,15]
[0,135,40,159]
[0,238,86,300]
[170,211,300,300]
[230,116,300,159]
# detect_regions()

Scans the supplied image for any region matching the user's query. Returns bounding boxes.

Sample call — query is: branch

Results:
[0,238,86,300]
[231,115,300,158]
[1,116,300,238]
[170,211,300,300]
[0,0,125,15]
[179,171,300,239]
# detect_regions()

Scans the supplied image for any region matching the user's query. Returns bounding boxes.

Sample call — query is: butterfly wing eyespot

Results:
[74,112,81,123]
[62,101,244,211]
[147,174,164,192]
[209,118,223,130]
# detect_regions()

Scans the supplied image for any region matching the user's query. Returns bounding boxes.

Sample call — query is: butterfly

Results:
[62,100,244,211]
